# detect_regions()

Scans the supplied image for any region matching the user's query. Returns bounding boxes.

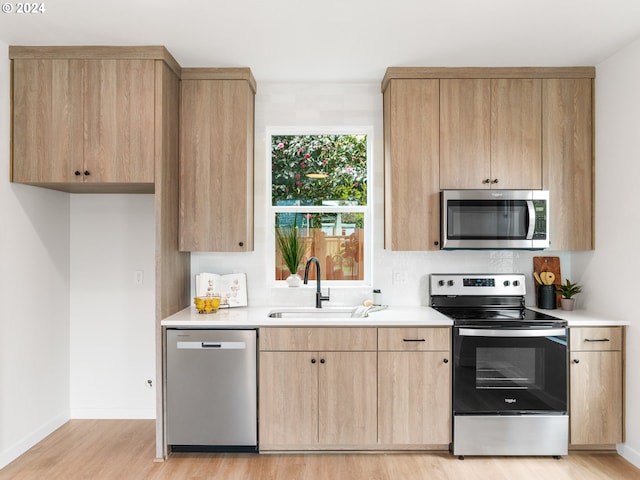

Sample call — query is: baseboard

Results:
[70,408,155,419]
[617,443,640,469]
[0,412,69,469]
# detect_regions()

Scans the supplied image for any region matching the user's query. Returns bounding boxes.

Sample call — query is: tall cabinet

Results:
[9,46,191,460]
[382,67,595,251]
[179,68,256,252]
[382,78,440,250]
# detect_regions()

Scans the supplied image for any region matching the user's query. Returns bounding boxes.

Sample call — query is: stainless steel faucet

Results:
[303,256,330,308]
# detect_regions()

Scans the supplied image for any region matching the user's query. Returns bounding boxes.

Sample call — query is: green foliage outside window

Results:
[271,134,367,206]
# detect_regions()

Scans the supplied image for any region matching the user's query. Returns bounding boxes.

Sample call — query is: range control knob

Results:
[447,280,455,287]
[503,280,510,287]
[513,280,520,287]
[438,280,445,287]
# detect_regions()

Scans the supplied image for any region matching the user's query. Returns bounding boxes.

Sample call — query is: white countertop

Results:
[162,304,629,328]
[528,307,630,327]
[161,305,453,328]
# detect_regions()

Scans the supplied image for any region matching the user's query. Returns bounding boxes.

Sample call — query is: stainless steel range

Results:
[431,273,568,458]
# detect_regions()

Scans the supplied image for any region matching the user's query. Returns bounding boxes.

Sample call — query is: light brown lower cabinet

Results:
[569,327,624,446]
[258,327,451,451]
[259,328,378,450]
[378,351,451,445]
[377,327,451,447]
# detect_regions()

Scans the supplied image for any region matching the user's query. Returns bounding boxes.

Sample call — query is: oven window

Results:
[476,347,541,390]
[447,200,528,239]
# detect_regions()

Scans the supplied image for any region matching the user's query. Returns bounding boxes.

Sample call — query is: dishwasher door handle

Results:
[177,341,247,350]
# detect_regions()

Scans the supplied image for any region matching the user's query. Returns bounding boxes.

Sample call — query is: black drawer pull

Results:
[584,338,610,342]
[403,338,426,342]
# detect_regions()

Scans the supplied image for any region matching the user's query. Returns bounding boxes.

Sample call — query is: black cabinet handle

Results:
[239,241,244,247]
[443,358,449,364]
[320,359,325,364]
[483,178,491,184]
[84,171,90,176]
[584,338,610,342]
[311,358,316,364]
[403,338,426,342]
[573,359,580,364]
[434,241,439,246]
[492,178,499,184]
[74,171,82,176]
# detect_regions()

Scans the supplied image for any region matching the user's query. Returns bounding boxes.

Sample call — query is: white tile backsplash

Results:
[192,82,572,308]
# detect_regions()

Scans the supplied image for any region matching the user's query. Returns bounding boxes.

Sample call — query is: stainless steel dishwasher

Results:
[166,328,257,452]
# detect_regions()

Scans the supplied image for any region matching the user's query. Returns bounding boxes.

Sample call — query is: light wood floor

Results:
[1,420,639,479]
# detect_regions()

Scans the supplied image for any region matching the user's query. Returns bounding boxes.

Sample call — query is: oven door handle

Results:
[458,328,566,338]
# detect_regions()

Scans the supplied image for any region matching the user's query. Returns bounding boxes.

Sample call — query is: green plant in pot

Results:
[555,279,582,311]
[275,219,305,287]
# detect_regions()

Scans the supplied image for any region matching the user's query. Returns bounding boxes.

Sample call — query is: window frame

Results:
[266,126,373,287]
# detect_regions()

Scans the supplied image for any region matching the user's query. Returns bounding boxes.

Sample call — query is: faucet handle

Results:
[321,287,330,301]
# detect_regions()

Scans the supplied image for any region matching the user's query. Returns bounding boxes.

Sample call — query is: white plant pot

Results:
[286,273,302,287]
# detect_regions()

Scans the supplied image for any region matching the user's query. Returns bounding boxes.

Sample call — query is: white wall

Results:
[69,194,156,418]
[0,42,71,468]
[573,36,640,467]
[192,82,571,308]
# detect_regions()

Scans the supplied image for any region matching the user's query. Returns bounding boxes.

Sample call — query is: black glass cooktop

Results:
[433,307,566,327]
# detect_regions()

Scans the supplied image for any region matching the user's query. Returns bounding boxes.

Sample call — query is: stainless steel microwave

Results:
[441,190,550,250]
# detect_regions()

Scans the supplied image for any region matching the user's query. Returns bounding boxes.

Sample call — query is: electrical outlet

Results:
[135,270,144,285]
[392,271,408,285]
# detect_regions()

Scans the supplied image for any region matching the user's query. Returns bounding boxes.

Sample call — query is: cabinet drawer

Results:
[570,327,622,351]
[260,327,377,351]
[378,328,450,351]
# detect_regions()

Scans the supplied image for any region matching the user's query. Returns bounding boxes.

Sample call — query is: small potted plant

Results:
[555,279,582,311]
[275,219,305,287]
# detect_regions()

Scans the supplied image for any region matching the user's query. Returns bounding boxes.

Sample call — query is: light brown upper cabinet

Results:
[382,78,440,251]
[542,78,594,250]
[10,47,165,192]
[440,78,542,189]
[382,67,595,251]
[179,69,256,252]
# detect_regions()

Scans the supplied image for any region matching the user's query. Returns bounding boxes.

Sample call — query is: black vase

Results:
[537,285,556,309]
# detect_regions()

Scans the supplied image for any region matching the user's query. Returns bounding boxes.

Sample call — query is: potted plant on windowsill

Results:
[276,220,305,287]
[555,279,582,311]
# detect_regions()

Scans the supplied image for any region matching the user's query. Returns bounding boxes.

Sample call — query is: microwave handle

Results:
[526,200,535,240]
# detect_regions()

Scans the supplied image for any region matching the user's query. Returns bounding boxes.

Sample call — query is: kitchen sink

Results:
[267,306,373,319]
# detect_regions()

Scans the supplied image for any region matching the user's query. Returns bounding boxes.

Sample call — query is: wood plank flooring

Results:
[1,420,639,479]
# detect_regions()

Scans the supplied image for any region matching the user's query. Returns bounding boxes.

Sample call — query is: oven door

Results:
[453,326,567,414]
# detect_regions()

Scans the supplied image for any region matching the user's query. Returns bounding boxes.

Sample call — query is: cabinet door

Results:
[318,351,377,446]
[378,351,451,445]
[179,79,255,251]
[259,351,319,447]
[440,79,491,189]
[83,59,155,183]
[570,351,623,445]
[12,58,84,183]
[384,79,440,250]
[543,78,593,250]
[491,79,542,189]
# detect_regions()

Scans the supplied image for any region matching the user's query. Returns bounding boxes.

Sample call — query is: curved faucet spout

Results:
[304,257,330,308]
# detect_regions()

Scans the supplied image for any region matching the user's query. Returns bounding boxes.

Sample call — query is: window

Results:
[269,131,371,284]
